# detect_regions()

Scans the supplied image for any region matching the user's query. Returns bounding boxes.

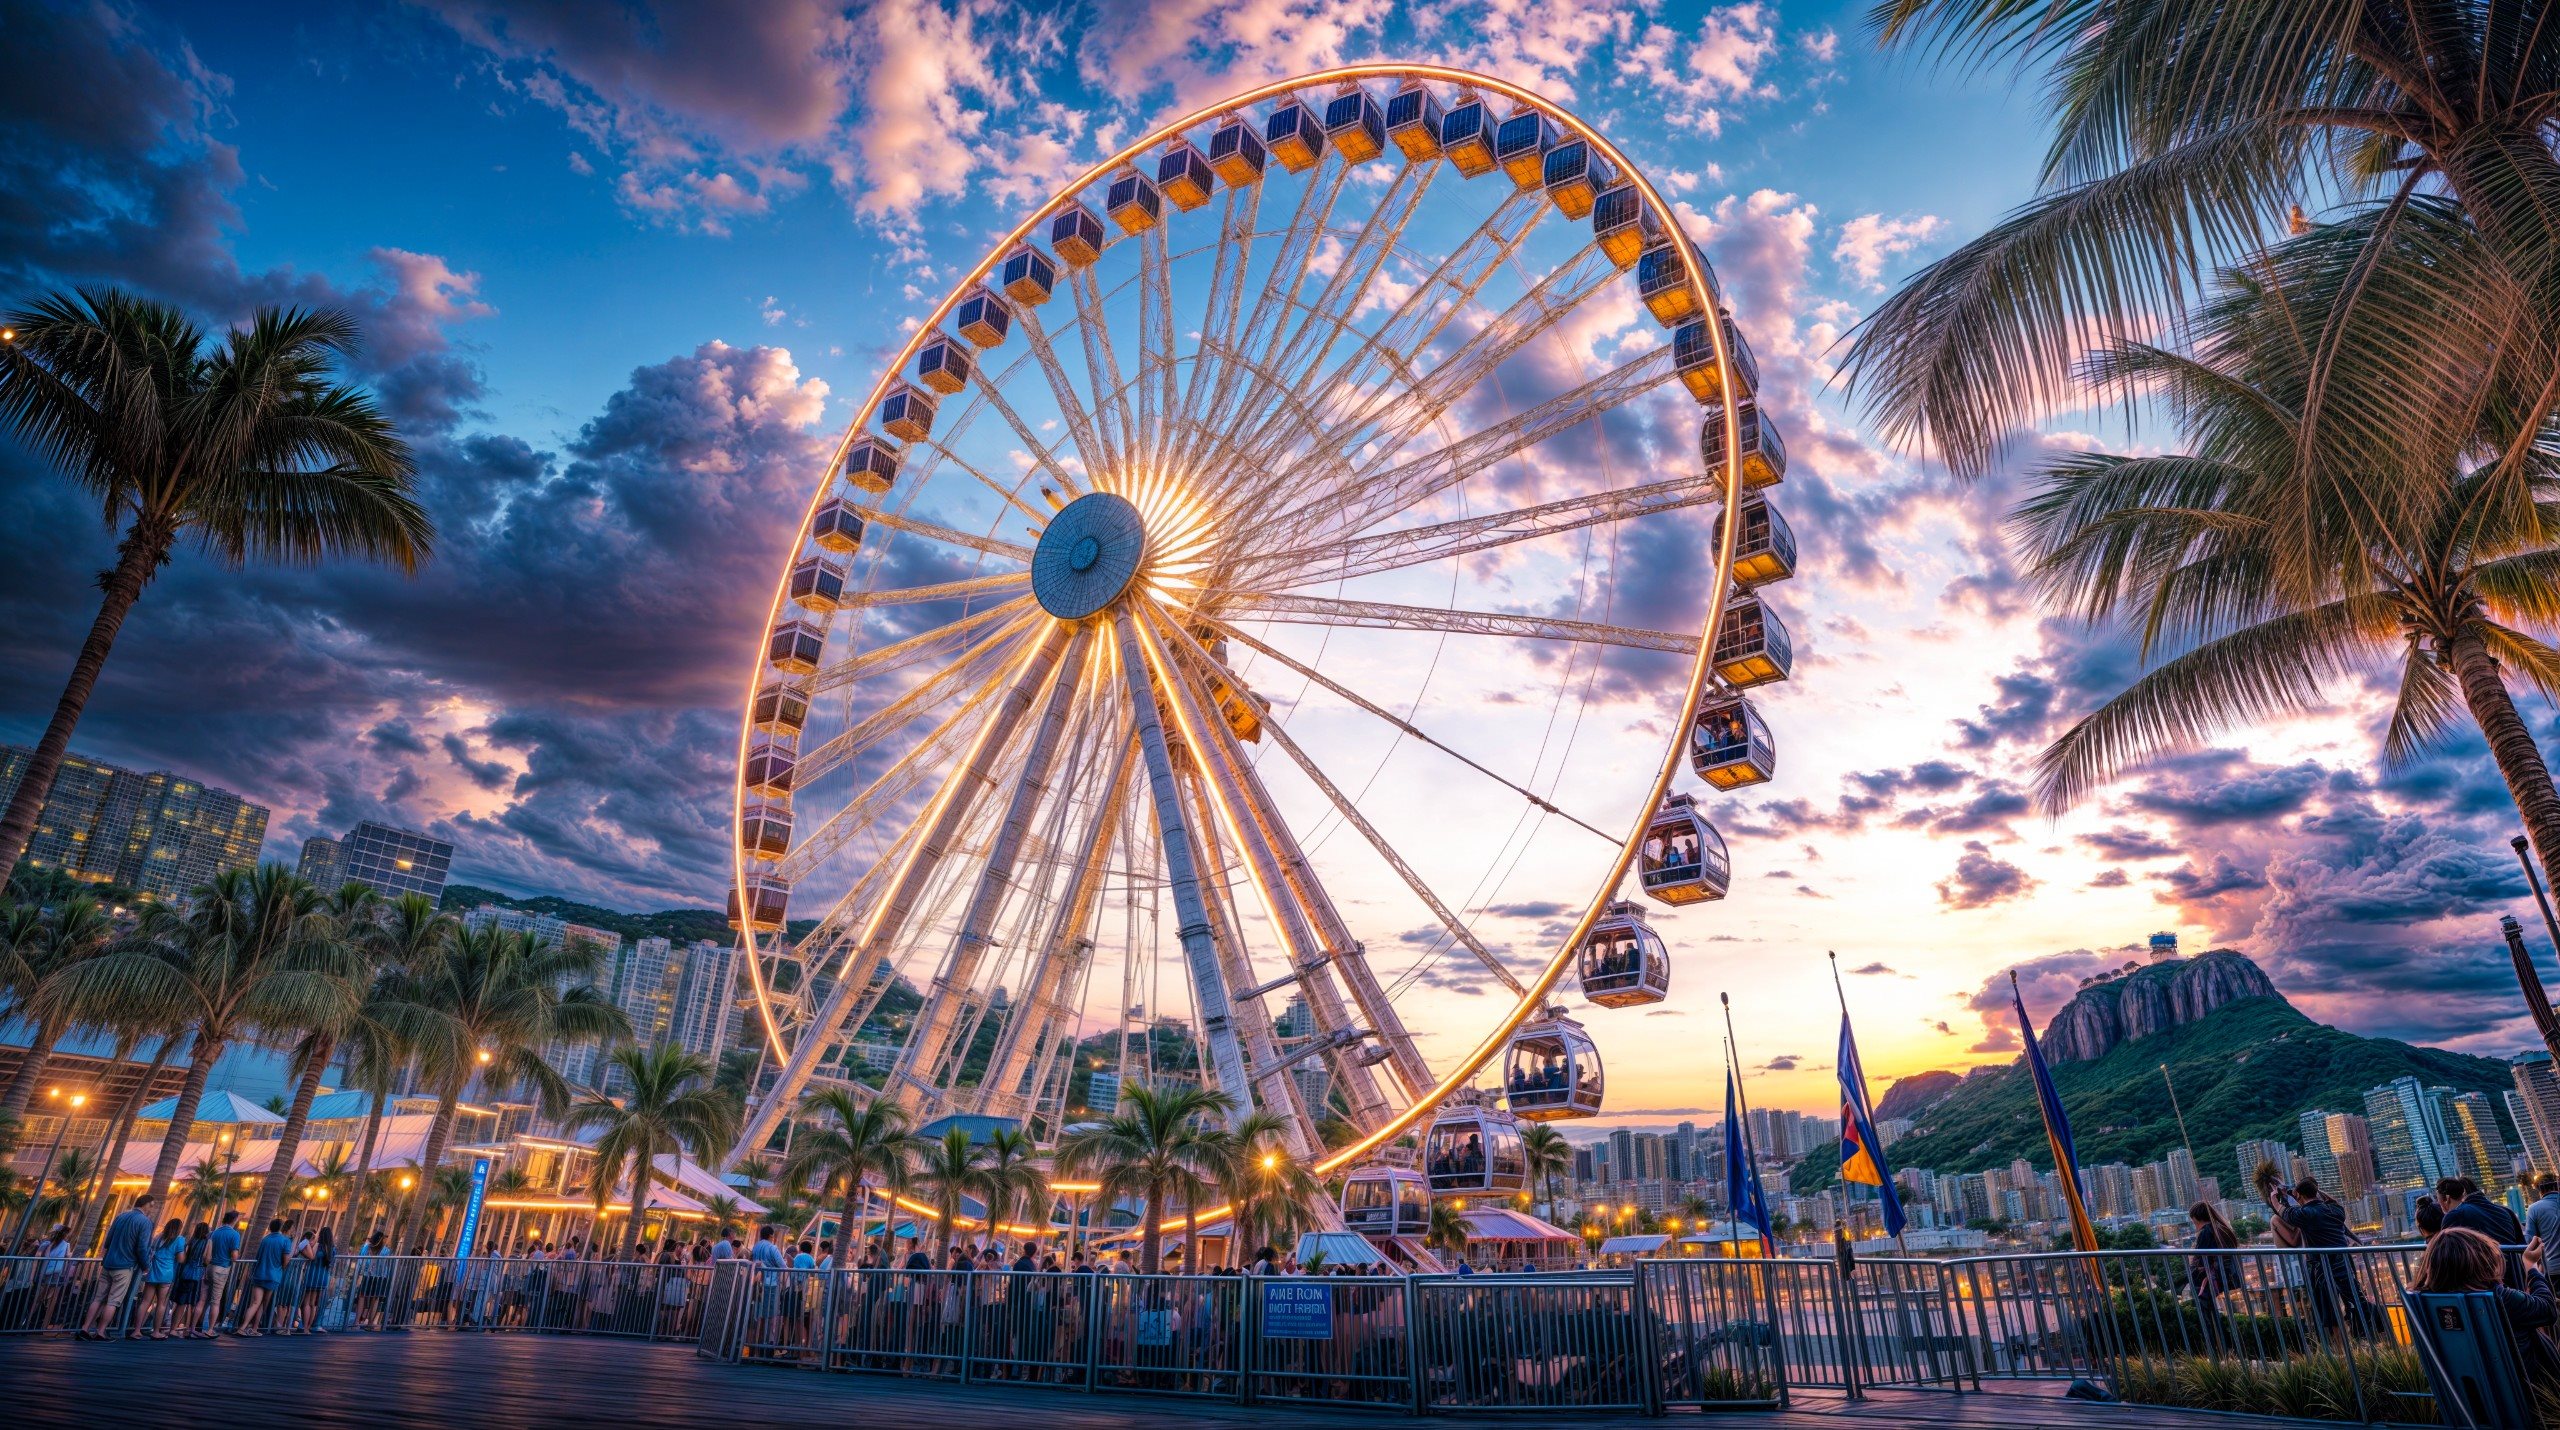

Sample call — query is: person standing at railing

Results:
[2184,1203,2241,1345]
[78,1191,158,1341]
[2273,1178,2378,1336]
[199,1211,239,1336]
[355,1231,391,1331]
[172,1221,209,1337]
[233,1216,292,1336]
[2440,1177,2527,1245]
[2526,1175,2560,1274]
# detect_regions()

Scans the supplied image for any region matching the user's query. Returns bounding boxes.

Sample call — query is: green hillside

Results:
[440,882,817,946]
[1795,995,2514,1192]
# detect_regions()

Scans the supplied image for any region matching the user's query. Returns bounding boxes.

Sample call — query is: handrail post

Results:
[1634,1261,1665,1417]
[1831,1259,1862,1399]
[1406,1276,1428,1415]
[958,1268,976,1384]
[1238,1273,1256,1406]
[1083,1271,1104,1392]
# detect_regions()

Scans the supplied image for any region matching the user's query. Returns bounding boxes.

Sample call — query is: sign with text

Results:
[1261,1279,1332,1339]
[453,1156,493,1257]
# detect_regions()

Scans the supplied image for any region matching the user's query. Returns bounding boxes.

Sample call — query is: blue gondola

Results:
[1106,169,1164,235]
[1386,83,1444,161]
[788,555,848,614]
[877,382,937,442]
[767,619,824,675]
[1493,108,1554,189]
[1266,97,1328,172]
[1592,183,1658,269]
[1207,117,1268,186]
[1674,313,1758,404]
[842,435,900,495]
[1050,202,1107,267]
[1637,240,1718,327]
[1157,139,1215,210]
[1323,85,1386,163]
[1715,492,1797,588]
[999,246,1057,307]
[1439,97,1495,177]
[955,288,1012,348]
[916,333,972,395]
[1699,398,1787,490]
[811,498,865,553]
[1542,139,1617,219]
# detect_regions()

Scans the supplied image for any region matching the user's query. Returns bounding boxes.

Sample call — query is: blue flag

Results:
[1722,1067,1773,1254]
[2015,978,2101,1252]
[1836,1010,1906,1238]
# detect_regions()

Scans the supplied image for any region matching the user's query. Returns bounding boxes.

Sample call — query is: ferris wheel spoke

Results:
[1015,306,1111,482]
[1265,345,1678,549]
[976,730,1136,1119]
[1317,188,1547,420]
[1207,591,1699,654]
[1206,620,1623,844]
[1237,470,1722,590]
[1150,616,1451,1095]
[795,610,1034,785]
[779,666,1024,883]
[1068,265,1136,482]
[858,506,1038,565]
[807,598,1035,696]
[1186,163,1355,488]
[838,570,1032,612]
[1137,225,1180,472]
[1166,182,1266,478]
[734,620,1077,1162]
[954,380,1084,505]
[897,625,1094,1108]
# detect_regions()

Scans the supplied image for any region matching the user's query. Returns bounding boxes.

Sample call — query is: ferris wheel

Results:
[722,64,1800,1216]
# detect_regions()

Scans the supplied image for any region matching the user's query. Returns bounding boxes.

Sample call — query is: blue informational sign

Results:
[453,1157,493,1257]
[1261,1279,1332,1340]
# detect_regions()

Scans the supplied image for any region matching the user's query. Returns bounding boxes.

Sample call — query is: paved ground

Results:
[0,1333,2254,1427]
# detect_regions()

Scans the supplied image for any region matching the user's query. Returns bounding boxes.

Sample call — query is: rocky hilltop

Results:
[2041,949,2278,1063]
[1876,1068,1962,1121]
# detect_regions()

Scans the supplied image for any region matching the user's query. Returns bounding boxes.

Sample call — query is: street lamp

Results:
[9,1088,88,1250]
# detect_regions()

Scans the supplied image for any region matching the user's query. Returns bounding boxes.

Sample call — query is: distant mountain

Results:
[1797,950,2516,1193]
[441,883,819,948]
[1876,1069,1961,1121]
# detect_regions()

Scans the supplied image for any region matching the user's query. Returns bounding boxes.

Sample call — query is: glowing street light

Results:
[11,1087,89,1248]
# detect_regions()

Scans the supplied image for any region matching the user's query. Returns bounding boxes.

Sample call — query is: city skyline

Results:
[7,0,2560,1130]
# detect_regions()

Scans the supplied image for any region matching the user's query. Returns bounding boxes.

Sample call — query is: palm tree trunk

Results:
[77,1035,164,1253]
[395,1084,460,1249]
[839,1179,860,1254]
[0,520,172,877]
[1141,1178,1163,1274]
[0,1014,69,1116]
[244,1032,333,1243]
[2450,634,2560,1060]
[350,1084,385,1237]
[624,1136,652,1257]
[146,1033,224,1205]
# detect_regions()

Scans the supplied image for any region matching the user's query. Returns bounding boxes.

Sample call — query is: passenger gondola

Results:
[1698,399,1787,490]
[1711,596,1793,689]
[1156,139,1215,210]
[728,871,790,932]
[1638,794,1729,907]
[752,679,809,738]
[1637,239,1718,326]
[1493,107,1554,189]
[1050,202,1107,267]
[788,555,848,613]
[767,619,824,676]
[1674,312,1758,404]
[955,288,1012,348]
[915,333,973,394]
[999,246,1057,307]
[1689,693,1775,790]
[1541,139,1617,218]
[1504,1014,1603,1121]
[842,435,901,495]
[1207,117,1268,186]
[1105,169,1164,235]
[1424,1104,1528,1195]
[1713,492,1796,588]
[1339,1166,1430,1238]
[744,740,796,797]
[1592,183,1659,269]
[1323,85,1386,163]
[1439,96,1495,176]
[1579,900,1669,1008]
[740,799,793,860]
[1386,83,1444,161]
[810,498,865,553]
[877,382,937,442]
[1265,97,1328,172]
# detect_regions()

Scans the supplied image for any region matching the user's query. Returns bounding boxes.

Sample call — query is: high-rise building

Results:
[2364,1077,2454,1189]
[2315,1112,2376,1199]
[2512,1054,2560,1174]
[2164,1147,2200,1208]
[0,746,268,901]
[2440,1090,2509,1190]
[670,939,740,1064]
[1670,1121,1699,1183]
[2235,1138,2298,1192]
[1087,1071,1123,1115]
[303,821,452,900]
[2509,1091,2548,1174]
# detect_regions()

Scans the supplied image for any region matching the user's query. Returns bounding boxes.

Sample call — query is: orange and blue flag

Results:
[2014,975,2101,1253]
[1836,1009,1906,1237]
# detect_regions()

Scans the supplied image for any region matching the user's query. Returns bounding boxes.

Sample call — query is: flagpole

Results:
[1832,952,1907,1255]
[1721,991,1776,1258]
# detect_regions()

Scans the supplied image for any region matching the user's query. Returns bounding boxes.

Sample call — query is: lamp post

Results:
[9,1088,88,1250]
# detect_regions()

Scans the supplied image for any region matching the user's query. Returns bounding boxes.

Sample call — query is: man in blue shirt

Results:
[79,1192,159,1339]
[2526,1174,2560,1274]
[233,1218,294,1335]
[200,1210,242,1335]
[747,1224,787,1347]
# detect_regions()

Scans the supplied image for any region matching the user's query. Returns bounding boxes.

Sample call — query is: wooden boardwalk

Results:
[0,1333,2271,1427]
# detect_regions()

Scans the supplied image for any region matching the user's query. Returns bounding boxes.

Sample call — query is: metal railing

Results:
[1413,1272,1655,1413]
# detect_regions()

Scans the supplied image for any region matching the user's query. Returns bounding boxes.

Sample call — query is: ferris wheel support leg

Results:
[1113,607,1258,1131]
[1175,763,1325,1161]
[977,736,1136,1121]
[898,625,1094,1110]
[727,620,1076,1168]
[1141,610,1397,1135]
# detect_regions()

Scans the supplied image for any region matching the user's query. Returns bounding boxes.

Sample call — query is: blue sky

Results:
[5,0,2554,1121]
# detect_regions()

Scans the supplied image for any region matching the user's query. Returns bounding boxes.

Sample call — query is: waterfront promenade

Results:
[0,1333,2250,1428]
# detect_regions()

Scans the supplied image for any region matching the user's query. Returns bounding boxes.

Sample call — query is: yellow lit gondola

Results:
[810,498,865,554]
[1106,169,1164,235]
[915,333,972,395]
[740,799,793,861]
[1699,399,1787,490]
[1424,1102,1528,1195]
[1578,900,1669,1008]
[1439,96,1495,176]
[1265,97,1328,172]
[998,246,1057,307]
[1207,116,1268,186]
[877,382,937,442]
[788,555,848,614]
[1690,692,1775,790]
[1492,106,1554,189]
[841,435,900,495]
[1638,793,1728,906]
[1592,183,1659,269]
[1385,83,1444,161]
[1637,239,1719,327]
[1504,1014,1603,1121]
[1713,492,1796,588]
[751,680,809,738]
[728,870,789,932]
[1156,139,1216,210]
[767,619,824,676]
[1050,202,1106,267]
[1675,312,1758,404]
[1541,139,1618,219]
[1323,84,1387,163]
[1711,596,1793,689]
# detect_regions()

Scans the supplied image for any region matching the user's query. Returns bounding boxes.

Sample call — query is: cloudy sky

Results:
[6,0,2555,1124]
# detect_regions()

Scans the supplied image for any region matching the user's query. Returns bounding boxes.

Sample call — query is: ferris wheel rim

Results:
[727,61,1753,1192]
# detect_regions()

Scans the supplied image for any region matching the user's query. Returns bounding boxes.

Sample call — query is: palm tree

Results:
[53,866,358,1205]
[565,1044,737,1255]
[2011,214,2560,1007]
[1424,1200,1472,1264]
[1214,1114,1318,1258]
[703,1193,744,1236]
[1842,0,2560,483]
[74,1017,182,1253]
[177,1156,237,1223]
[1519,1124,1572,1226]
[380,924,629,1248]
[36,1146,100,1231]
[0,291,430,879]
[974,1126,1050,1252]
[0,900,113,1115]
[911,1127,988,1258]
[778,1090,914,1252]
[339,897,450,1240]
[1053,1084,1234,1274]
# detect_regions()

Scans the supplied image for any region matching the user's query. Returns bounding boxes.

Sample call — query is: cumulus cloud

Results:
[1832,213,1944,288]
[1937,841,2038,910]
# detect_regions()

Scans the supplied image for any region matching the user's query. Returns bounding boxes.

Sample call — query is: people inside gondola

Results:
[1694,705,1749,762]
[1509,1055,1569,1096]
[1583,931,1639,985]
[1641,832,1700,880]
[1429,1131,1487,1180]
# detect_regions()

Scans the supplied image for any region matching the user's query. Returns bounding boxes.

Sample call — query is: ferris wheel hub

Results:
[1032,491,1147,618]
